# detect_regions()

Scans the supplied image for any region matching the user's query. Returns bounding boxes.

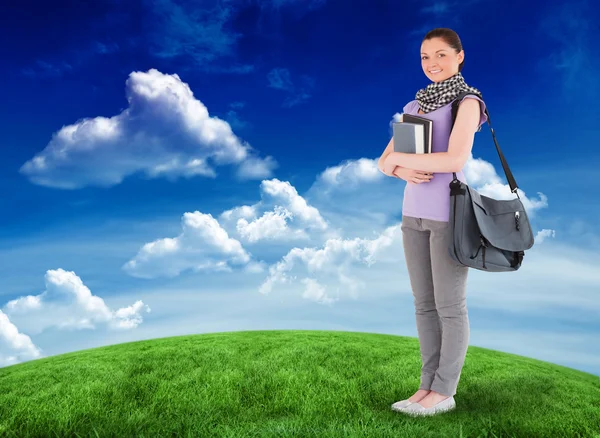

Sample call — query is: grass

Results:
[1,330,599,437]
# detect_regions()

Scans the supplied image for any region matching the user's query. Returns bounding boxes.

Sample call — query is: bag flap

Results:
[470,190,520,216]
[468,187,535,251]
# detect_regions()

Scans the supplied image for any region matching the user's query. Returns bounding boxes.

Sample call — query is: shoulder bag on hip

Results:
[448,91,535,272]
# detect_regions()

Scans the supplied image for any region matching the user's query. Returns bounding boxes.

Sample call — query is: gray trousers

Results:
[401,215,470,397]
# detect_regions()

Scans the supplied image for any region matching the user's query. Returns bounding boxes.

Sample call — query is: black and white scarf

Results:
[415,71,482,114]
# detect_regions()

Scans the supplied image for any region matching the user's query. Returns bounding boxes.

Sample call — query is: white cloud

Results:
[220,205,258,222]
[535,229,556,244]
[463,155,502,186]
[317,158,383,191]
[237,206,306,242]
[300,278,331,304]
[123,211,256,279]
[260,179,328,229]
[3,269,151,332]
[238,155,278,179]
[221,178,331,244]
[20,68,277,189]
[0,311,43,367]
[258,224,400,304]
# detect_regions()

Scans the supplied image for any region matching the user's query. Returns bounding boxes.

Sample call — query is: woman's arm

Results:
[377,136,394,171]
[383,98,481,173]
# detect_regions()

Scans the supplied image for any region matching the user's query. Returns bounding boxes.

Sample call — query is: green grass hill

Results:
[1,330,599,437]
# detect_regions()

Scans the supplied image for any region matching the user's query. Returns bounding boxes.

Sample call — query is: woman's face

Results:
[420,37,464,83]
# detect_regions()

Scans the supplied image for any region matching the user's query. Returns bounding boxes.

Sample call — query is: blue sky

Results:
[1,0,599,377]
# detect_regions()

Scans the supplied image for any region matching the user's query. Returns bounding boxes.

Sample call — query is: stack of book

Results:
[392,114,433,154]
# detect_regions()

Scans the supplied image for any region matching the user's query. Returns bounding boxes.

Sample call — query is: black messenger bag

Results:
[448,91,535,272]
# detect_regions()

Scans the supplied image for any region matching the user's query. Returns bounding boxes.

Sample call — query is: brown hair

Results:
[423,28,464,72]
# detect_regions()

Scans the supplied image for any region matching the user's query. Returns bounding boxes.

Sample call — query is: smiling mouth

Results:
[429,70,442,74]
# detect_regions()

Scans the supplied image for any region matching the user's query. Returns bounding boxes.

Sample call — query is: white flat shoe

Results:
[390,399,413,411]
[403,396,456,416]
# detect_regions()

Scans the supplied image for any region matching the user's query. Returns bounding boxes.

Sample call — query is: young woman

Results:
[378,28,488,416]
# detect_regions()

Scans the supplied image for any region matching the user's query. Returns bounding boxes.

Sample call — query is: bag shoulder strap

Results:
[451,91,519,194]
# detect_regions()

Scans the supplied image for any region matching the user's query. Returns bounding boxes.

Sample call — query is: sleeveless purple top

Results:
[401,95,488,222]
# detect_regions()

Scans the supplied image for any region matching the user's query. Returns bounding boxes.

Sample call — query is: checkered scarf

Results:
[415,72,482,114]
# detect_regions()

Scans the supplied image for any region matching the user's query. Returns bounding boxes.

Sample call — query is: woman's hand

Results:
[379,154,433,183]
[392,166,434,184]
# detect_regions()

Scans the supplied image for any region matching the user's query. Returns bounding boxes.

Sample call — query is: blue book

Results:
[393,114,433,154]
